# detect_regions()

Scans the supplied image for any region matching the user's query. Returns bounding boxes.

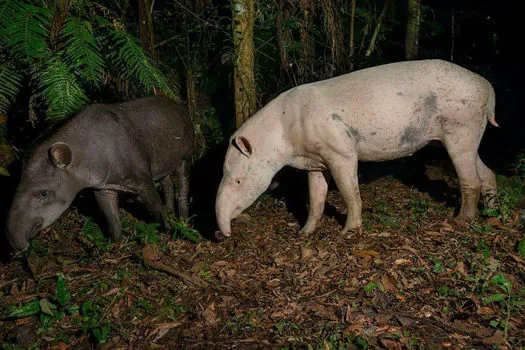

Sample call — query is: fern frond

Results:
[0,63,22,114]
[6,2,51,61]
[61,18,105,84]
[110,29,173,97]
[0,0,24,47]
[39,58,88,120]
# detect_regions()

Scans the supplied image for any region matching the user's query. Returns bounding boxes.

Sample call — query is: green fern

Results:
[111,29,173,97]
[39,58,88,120]
[62,18,105,84]
[0,0,175,120]
[0,0,23,46]
[0,63,22,114]
[6,2,51,61]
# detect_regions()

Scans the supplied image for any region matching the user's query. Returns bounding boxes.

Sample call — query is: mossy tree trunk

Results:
[405,0,421,60]
[232,0,256,129]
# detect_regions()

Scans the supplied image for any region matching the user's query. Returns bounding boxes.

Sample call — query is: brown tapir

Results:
[216,59,498,237]
[6,96,194,252]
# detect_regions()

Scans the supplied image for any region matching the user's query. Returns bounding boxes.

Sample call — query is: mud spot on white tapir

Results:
[331,113,365,142]
[399,92,438,146]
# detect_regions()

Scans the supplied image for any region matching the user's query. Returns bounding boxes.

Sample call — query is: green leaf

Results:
[483,293,507,305]
[92,326,110,343]
[491,274,512,294]
[5,3,51,62]
[61,18,104,84]
[39,299,57,316]
[56,274,70,307]
[0,166,10,176]
[38,57,88,120]
[0,63,23,114]
[5,299,41,318]
[518,237,525,258]
[364,281,385,294]
[110,29,173,97]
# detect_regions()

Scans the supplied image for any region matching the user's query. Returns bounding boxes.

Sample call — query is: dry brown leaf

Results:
[300,246,315,261]
[394,259,411,266]
[395,293,406,302]
[487,217,502,227]
[353,250,380,258]
[380,338,402,350]
[482,331,507,346]
[457,261,468,278]
[203,303,217,328]
[381,275,398,292]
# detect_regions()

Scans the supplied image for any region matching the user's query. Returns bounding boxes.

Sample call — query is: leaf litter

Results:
[1,165,524,348]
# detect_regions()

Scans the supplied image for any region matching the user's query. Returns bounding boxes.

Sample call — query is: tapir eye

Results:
[38,191,49,200]
[236,179,241,185]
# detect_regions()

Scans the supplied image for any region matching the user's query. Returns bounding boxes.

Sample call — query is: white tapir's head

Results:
[215,135,281,237]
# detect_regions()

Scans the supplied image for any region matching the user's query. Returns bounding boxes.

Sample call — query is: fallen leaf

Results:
[487,217,502,227]
[353,250,380,258]
[394,259,411,266]
[482,330,506,346]
[300,246,315,261]
[380,337,402,350]
[203,303,217,328]
[381,275,398,292]
[457,261,468,278]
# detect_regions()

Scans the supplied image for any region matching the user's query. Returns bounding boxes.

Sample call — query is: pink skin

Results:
[215,59,499,237]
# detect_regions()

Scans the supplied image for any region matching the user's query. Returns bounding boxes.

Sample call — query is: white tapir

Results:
[216,59,498,237]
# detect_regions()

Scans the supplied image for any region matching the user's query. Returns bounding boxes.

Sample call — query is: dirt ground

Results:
[1,155,524,349]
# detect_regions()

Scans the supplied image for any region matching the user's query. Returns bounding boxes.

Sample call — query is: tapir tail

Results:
[486,83,499,127]
[488,114,499,128]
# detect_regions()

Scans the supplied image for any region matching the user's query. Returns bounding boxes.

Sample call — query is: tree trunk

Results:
[349,0,356,69]
[275,0,290,73]
[298,0,315,81]
[405,0,421,60]
[320,0,345,76]
[232,0,256,129]
[365,0,391,57]
[138,0,157,59]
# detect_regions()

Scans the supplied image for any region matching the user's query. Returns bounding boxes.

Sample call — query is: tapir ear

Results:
[234,136,253,157]
[49,142,72,169]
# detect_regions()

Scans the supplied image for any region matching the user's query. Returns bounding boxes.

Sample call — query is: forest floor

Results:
[1,151,524,349]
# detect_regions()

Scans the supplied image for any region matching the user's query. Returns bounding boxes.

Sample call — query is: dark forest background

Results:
[0,0,523,176]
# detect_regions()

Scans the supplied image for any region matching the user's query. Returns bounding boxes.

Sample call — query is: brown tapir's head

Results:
[215,135,282,237]
[6,142,81,252]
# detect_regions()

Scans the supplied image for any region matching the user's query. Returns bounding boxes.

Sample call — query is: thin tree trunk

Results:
[405,0,421,60]
[349,0,356,54]
[349,0,356,69]
[298,0,315,81]
[138,0,157,59]
[275,0,290,73]
[365,0,391,57]
[232,0,256,129]
[320,0,345,75]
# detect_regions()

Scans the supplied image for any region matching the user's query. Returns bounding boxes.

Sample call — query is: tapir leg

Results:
[476,155,499,210]
[160,176,175,211]
[327,153,362,235]
[175,160,190,218]
[138,182,169,228]
[94,190,122,241]
[301,171,331,234]
[443,134,482,221]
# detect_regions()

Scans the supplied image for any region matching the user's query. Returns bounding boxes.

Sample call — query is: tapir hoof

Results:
[340,225,363,239]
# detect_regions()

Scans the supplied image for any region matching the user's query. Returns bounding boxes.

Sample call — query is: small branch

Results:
[365,0,391,57]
